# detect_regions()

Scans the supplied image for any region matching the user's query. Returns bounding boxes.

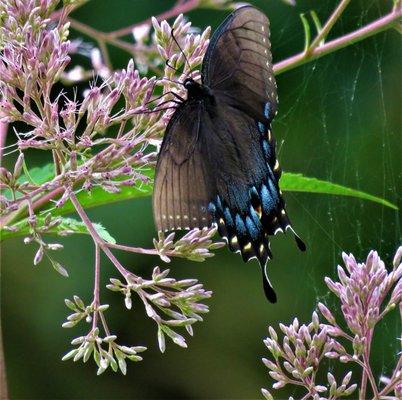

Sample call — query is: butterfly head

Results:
[183,77,196,90]
[183,78,213,102]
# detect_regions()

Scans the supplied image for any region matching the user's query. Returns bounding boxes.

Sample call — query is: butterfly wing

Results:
[153,6,305,303]
[203,101,301,303]
[202,5,278,124]
[200,6,305,302]
[153,101,215,231]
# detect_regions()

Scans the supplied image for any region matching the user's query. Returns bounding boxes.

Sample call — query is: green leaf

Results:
[280,173,398,210]
[1,216,116,243]
[24,162,55,185]
[3,163,55,200]
[52,217,116,244]
[1,169,396,241]
[40,168,154,218]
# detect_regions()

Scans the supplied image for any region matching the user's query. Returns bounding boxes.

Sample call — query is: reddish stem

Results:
[92,244,101,331]
[0,122,8,163]
[107,0,200,39]
[69,192,132,279]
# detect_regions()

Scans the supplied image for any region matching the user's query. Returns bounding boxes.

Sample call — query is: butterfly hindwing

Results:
[203,102,293,273]
[153,101,215,231]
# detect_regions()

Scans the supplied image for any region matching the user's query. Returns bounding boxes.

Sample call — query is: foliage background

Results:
[1,0,401,398]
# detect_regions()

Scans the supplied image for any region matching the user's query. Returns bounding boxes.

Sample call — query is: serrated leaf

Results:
[3,163,55,200]
[1,216,116,243]
[280,173,397,210]
[2,169,396,242]
[41,168,154,217]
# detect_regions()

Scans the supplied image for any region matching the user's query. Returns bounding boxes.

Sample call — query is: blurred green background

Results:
[1,0,401,398]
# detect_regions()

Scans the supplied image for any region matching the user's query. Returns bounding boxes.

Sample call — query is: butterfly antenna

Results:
[157,75,182,86]
[171,28,193,77]
[165,59,179,73]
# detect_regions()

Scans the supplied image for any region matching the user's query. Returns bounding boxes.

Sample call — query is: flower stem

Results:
[69,192,132,279]
[378,355,402,396]
[106,242,159,255]
[359,329,380,400]
[0,122,7,163]
[92,244,101,331]
[106,0,200,39]
[0,319,8,400]
[67,18,137,53]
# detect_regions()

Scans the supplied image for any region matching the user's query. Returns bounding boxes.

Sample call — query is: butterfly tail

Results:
[261,263,277,303]
[209,183,305,302]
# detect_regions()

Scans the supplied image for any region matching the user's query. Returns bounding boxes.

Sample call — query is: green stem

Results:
[307,0,352,53]
[0,320,9,400]
[274,7,401,75]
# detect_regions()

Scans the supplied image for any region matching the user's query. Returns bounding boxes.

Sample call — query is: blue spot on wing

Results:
[250,186,259,199]
[258,121,266,133]
[264,103,271,119]
[224,207,234,226]
[245,216,259,240]
[249,206,261,227]
[215,195,223,212]
[235,214,247,236]
[261,184,275,213]
[268,179,279,204]
[262,140,271,159]
[208,202,216,215]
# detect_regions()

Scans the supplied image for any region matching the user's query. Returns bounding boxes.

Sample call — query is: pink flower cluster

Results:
[263,247,402,400]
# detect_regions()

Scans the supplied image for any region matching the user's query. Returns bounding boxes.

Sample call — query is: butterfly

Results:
[152,5,306,303]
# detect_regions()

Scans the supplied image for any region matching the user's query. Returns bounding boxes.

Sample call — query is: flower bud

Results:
[34,246,44,265]
[13,153,24,179]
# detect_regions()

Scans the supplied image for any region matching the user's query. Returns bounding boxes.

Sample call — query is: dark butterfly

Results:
[152,5,306,303]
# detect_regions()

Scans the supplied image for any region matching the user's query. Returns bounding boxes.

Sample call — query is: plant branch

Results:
[92,243,100,331]
[0,124,9,397]
[0,320,8,400]
[107,0,200,39]
[69,192,131,279]
[274,6,402,75]
[67,18,137,54]
[361,329,380,399]
[0,122,8,164]
[308,0,352,53]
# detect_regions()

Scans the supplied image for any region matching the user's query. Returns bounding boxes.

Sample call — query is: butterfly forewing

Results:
[202,6,278,123]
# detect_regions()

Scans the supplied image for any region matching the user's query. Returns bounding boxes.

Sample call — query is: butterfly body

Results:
[153,6,305,303]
